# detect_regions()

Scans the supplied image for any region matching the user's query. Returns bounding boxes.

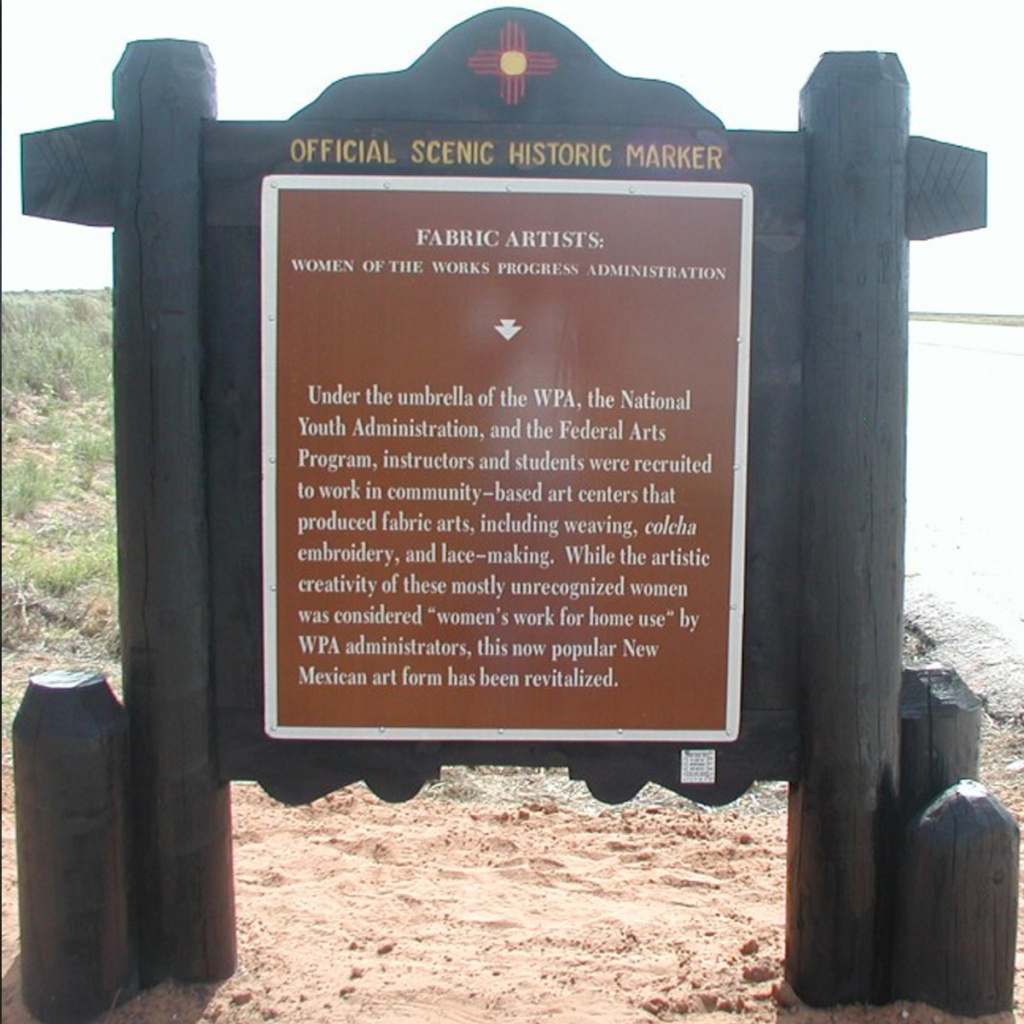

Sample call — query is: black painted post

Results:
[893,781,1019,1014]
[786,52,909,1005]
[13,672,137,1024]
[112,40,236,984]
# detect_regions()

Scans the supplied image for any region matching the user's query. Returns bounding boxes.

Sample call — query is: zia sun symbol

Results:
[467,20,559,106]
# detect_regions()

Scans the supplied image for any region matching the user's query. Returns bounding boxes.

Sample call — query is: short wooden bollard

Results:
[900,664,981,817]
[13,672,137,1024]
[893,780,1019,1015]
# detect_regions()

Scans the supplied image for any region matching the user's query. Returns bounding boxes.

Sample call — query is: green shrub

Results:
[1,458,54,519]
[2,290,118,674]
[1,289,113,410]
[4,523,117,598]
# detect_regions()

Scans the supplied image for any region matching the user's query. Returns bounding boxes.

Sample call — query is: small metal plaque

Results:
[680,749,717,785]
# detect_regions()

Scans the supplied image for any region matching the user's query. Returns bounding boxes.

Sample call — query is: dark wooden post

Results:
[900,665,981,818]
[893,781,1019,1014]
[786,52,910,1005]
[113,40,236,984]
[13,672,137,1024]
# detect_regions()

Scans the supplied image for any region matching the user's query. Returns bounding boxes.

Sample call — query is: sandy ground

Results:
[2,683,1021,1024]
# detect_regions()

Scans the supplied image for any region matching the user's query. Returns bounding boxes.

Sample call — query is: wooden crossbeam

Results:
[23,120,986,244]
[21,121,115,227]
[907,136,986,239]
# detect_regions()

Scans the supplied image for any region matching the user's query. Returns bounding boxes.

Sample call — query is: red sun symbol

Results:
[467,20,559,106]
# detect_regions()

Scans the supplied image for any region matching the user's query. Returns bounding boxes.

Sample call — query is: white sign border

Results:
[262,175,753,743]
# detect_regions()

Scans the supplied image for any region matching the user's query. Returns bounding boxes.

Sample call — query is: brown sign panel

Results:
[262,177,752,741]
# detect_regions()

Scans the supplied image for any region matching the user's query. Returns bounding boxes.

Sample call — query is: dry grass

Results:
[1,291,118,733]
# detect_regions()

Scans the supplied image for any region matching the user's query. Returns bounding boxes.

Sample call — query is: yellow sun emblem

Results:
[499,50,528,77]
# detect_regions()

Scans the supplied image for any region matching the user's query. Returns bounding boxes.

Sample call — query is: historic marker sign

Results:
[262,176,753,740]
[23,9,994,1003]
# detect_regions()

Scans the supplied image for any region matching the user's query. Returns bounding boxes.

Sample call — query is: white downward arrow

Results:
[495,319,522,341]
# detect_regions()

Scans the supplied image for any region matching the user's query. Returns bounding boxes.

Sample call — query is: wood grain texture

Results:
[900,664,981,818]
[112,39,235,986]
[13,675,136,1023]
[893,781,1019,1014]
[20,120,115,226]
[786,51,910,1006]
[907,137,987,240]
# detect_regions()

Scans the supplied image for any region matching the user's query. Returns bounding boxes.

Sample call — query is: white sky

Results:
[3,0,1021,312]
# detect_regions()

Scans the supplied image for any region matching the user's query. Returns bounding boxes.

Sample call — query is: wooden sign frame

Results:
[21,6,988,1002]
